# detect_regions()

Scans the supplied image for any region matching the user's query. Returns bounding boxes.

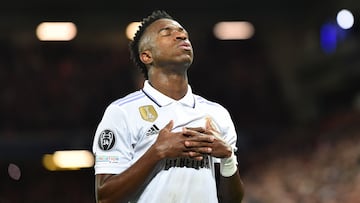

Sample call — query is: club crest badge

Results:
[98,130,115,150]
[139,105,158,122]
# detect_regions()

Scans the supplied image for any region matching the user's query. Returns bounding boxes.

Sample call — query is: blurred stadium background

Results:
[1,0,360,202]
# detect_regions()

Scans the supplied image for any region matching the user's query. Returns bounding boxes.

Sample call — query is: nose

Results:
[176,35,187,40]
[176,34,187,40]
[174,29,188,40]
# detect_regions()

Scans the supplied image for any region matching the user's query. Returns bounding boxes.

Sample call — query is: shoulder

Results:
[194,94,233,120]
[97,90,148,124]
[194,94,227,111]
[109,90,146,108]
[100,90,146,116]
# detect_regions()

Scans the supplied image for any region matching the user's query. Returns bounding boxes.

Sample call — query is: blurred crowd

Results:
[242,110,360,203]
[0,41,137,132]
[0,166,94,203]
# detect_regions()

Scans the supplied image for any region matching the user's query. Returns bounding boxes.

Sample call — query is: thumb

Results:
[205,117,224,140]
[164,120,174,131]
[205,117,218,132]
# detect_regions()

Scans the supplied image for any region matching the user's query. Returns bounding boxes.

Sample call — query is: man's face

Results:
[142,19,194,68]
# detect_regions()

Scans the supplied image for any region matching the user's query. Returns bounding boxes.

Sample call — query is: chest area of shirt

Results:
[134,103,212,147]
[139,103,210,132]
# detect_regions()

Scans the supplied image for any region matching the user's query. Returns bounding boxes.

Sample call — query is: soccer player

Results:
[92,10,244,203]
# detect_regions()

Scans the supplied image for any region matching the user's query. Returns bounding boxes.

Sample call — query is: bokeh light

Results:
[126,22,141,40]
[36,22,77,41]
[213,21,255,40]
[336,9,354,29]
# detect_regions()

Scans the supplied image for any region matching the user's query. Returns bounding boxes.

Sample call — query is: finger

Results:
[188,152,205,160]
[205,117,226,141]
[182,127,207,137]
[185,151,208,160]
[205,117,212,130]
[185,126,205,133]
[185,146,212,154]
[184,134,215,146]
[182,152,204,161]
[164,120,174,131]
[205,117,218,132]
[193,156,204,161]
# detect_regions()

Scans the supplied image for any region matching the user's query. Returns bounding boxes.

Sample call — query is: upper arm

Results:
[93,105,133,175]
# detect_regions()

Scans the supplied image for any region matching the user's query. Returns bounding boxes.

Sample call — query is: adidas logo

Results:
[146,124,160,136]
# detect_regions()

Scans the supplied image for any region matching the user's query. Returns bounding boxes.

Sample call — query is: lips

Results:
[178,42,192,51]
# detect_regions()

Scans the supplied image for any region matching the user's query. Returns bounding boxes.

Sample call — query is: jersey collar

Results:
[142,80,195,108]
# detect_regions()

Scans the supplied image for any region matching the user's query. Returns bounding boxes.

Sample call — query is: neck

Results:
[148,69,188,100]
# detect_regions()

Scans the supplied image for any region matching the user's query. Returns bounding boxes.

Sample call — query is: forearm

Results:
[218,170,244,203]
[96,146,162,203]
[216,153,244,203]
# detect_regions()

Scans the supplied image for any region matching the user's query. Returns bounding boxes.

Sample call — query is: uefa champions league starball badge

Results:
[98,129,115,150]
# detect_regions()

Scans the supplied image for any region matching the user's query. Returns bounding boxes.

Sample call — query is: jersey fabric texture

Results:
[92,80,238,203]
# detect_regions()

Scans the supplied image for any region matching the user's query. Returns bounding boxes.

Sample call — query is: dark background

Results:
[1,0,360,202]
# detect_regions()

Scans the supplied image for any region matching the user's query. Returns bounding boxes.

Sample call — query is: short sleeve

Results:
[92,104,134,175]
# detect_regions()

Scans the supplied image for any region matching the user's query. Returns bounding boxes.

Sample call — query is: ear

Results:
[140,50,153,65]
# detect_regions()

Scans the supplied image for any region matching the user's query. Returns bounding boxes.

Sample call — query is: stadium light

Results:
[42,150,94,171]
[126,22,141,40]
[36,22,77,41]
[336,9,354,30]
[213,21,255,40]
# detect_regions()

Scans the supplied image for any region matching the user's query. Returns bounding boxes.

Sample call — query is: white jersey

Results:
[92,80,238,203]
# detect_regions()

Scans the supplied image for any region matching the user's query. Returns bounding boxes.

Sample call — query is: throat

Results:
[149,77,188,100]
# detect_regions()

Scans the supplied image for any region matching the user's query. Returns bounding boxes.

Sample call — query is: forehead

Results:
[146,18,184,32]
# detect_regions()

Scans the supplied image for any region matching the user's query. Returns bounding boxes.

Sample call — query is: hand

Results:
[182,126,214,160]
[183,117,232,159]
[205,117,233,158]
[152,120,212,161]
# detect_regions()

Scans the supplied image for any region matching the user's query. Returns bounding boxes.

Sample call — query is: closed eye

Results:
[158,26,188,37]
[159,27,172,36]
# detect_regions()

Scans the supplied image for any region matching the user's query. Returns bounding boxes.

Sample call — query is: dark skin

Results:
[95,18,244,203]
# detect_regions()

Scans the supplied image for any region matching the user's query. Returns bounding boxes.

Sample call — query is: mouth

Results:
[178,42,192,51]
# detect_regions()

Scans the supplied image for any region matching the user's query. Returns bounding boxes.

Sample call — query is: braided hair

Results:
[129,10,173,79]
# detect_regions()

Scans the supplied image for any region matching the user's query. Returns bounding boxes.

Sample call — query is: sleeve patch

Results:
[98,129,116,150]
[96,155,120,163]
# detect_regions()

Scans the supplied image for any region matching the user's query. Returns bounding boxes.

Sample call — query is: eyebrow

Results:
[158,25,185,34]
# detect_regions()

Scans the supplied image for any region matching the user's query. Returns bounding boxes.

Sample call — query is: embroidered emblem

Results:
[98,130,115,150]
[139,105,158,122]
